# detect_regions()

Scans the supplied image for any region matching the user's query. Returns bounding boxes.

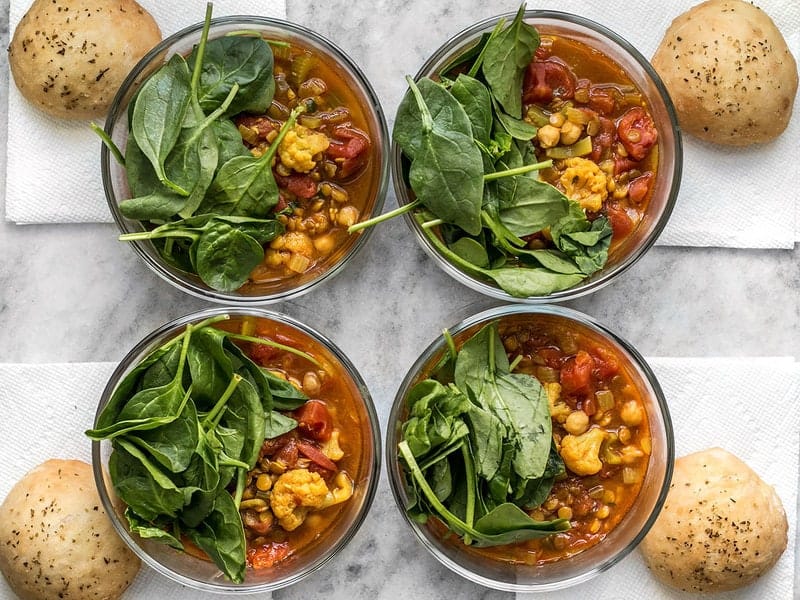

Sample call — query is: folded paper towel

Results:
[5,0,287,224]
[4,0,799,248]
[0,358,796,598]
[518,356,800,600]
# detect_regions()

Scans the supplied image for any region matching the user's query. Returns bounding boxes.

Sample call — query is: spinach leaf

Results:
[178,431,222,528]
[202,105,303,218]
[211,119,249,164]
[130,398,200,472]
[119,191,188,221]
[264,410,298,439]
[130,53,192,196]
[408,124,484,236]
[481,4,539,118]
[479,266,585,297]
[109,439,186,522]
[552,208,612,276]
[449,237,489,268]
[449,74,492,147]
[466,403,505,481]
[454,322,509,395]
[471,502,567,546]
[393,77,473,161]
[493,102,538,140]
[187,326,234,408]
[125,508,184,550]
[497,177,570,237]
[191,35,275,117]
[185,491,247,584]
[194,221,264,292]
[124,134,164,199]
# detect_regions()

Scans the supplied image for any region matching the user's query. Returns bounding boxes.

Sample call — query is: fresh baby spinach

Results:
[95,4,288,293]
[86,316,317,583]
[398,323,569,548]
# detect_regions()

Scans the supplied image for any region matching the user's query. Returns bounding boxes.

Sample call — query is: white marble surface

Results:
[1,1,799,599]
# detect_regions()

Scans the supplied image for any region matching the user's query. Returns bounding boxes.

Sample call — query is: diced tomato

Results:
[248,542,292,569]
[605,203,635,241]
[613,156,640,175]
[560,351,595,395]
[523,58,576,104]
[274,438,299,467]
[537,346,563,369]
[296,441,337,471]
[591,117,614,162]
[234,115,279,141]
[247,342,280,366]
[327,125,371,179]
[628,172,654,204]
[587,87,616,115]
[592,346,620,379]
[274,173,317,199]
[616,107,658,161]
[294,399,333,441]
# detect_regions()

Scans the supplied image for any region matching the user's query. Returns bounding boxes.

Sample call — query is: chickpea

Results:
[303,371,321,396]
[537,124,561,148]
[620,400,644,427]
[549,112,566,127]
[564,410,590,435]
[559,120,583,145]
[313,233,337,256]
[557,506,573,520]
[336,205,360,228]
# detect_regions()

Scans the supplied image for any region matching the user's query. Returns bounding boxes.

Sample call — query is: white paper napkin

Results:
[4,0,287,224]
[0,362,272,600]
[518,356,800,600]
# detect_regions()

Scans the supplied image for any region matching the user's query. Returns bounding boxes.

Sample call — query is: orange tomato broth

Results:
[414,314,651,565]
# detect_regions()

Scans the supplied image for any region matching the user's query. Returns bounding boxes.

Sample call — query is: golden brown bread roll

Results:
[640,447,787,592]
[0,459,140,600]
[8,0,161,119]
[651,0,798,146]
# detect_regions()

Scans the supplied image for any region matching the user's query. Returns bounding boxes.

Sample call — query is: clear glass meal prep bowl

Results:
[386,304,674,592]
[91,307,381,594]
[101,16,389,304]
[392,10,682,303]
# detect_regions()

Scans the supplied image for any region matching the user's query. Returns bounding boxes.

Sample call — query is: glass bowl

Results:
[91,307,380,593]
[386,304,673,592]
[392,10,681,303]
[101,16,389,304]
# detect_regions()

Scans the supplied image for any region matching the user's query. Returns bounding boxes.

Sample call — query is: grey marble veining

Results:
[1,0,799,599]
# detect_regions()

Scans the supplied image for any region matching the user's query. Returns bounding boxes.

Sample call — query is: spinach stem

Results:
[461,442,477,545]
[233,467,247,509]
[260,104,305,165]
[508,354,523,372]
[421,218,444,229]
[347,199,420,233]
[190,3,214,104]
[418,438,464,471]
[202,374,243,430]
[225,332,321,367]
[119,230,199,242]
[91,123,125,166]
[483,160,553,181]
[443,329,457,363]
[406,75,433,133]
[398,440,479,544]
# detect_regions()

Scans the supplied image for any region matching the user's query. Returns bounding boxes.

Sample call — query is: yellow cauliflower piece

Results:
[278,124,330,173]
[559,427,607,476]
[559,157,608,212]
[270,468,329,531]
[545,382,571,424]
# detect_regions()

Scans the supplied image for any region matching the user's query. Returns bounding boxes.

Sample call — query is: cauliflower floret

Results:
[270,468,329,531]
[559,426,607,476]
[559,157,608,212]
[545,382,571,424]
[319,471,354,509]
[321,429,344,461]
[278,124,330,173]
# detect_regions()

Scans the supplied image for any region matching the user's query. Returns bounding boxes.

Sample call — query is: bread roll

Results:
[0,459,140,600]
[8,0,161,119]
[651,0,798,145]
[640,447,787,592]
